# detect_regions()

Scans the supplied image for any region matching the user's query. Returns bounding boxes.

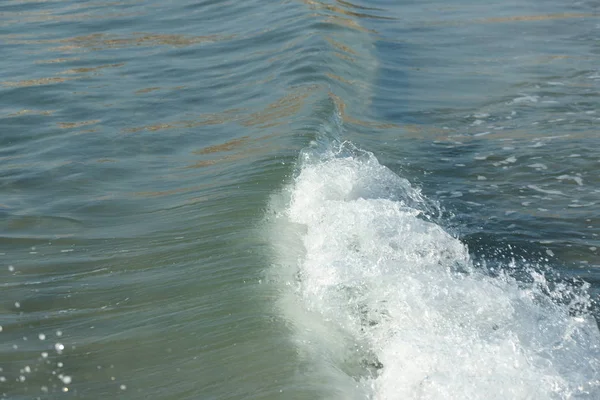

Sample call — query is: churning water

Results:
[1,0,599,398]
[268,135,600,399]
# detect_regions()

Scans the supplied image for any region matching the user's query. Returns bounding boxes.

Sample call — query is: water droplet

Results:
[14,302,20,308]
[38,333,46,340]
[56,330,63,337]
[61,375,72,384]
[41,352,48,358]
[120,384,127,390]
[55,343,64,352]
[8,265,14,272]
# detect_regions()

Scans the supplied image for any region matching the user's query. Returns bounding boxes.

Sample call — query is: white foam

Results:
[268,143,600,399]
[557,175,584,186]
[528,185,564,196]
[528,163,548,170]
[510,95,539,104]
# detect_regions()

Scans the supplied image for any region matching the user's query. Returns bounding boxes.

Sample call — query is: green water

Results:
[1,0,599,398]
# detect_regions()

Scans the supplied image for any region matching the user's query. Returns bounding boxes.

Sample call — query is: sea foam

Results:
[269,142,600,399]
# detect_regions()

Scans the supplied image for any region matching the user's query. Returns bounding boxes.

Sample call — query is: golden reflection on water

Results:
[0,0,144,26]
[184,159,219,169]
[2,0,387,176]
[242,88,316,128]
[121,108,243,134]
[59,63,125,75]
[5,32,233,52]
[123,86,318,134]
[326,72,354,85]
[301,0,393,20]
[60,33,230,49]
[57,120,100,129]
[1,76,78,87]
[186,131,285,170]
[325,36,358,55]
[321,13,374,32]
[122,87,315,170]
[1,65,124,87]
[329,92,396,129]
[193,137,251,155]
[135,87,162,95]
[5,109,55,117]
[185,144,281,170]
[35,57,79,64]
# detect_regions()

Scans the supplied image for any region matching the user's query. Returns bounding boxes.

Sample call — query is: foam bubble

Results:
[269,143,600,399]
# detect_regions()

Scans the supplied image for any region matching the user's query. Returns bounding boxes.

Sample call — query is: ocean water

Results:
[1,0,599,399]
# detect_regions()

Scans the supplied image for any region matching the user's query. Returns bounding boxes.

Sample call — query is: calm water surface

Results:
[1,0,600,399]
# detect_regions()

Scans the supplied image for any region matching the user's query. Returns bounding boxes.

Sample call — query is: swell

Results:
[265,2,600,399]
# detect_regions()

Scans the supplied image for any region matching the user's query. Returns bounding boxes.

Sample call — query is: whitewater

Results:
[267,134,600,399]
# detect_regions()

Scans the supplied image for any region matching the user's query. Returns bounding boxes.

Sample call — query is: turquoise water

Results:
[1,0,599,398]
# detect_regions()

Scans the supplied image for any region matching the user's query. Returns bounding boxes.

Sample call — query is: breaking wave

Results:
[267,133,600,399]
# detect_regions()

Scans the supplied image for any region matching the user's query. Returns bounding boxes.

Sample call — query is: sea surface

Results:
[1,0,600,399]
